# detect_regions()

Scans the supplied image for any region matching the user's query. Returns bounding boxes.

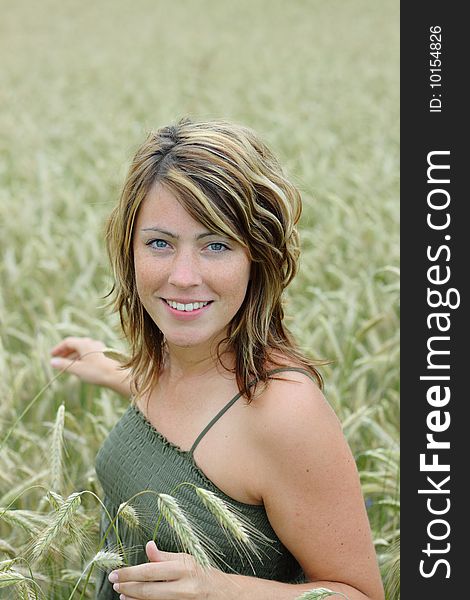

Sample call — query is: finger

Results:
[50,345,79,358]
[50,337,105,356]
[145,540,176,563]
[50,341,69,356]
[112,580,179,599]
[50,356,78,371]
[50,337,86,355]
[146,540,161,563]
[110,560,183,583]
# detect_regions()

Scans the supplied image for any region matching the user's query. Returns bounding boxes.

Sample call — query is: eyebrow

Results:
[140,227,220,240]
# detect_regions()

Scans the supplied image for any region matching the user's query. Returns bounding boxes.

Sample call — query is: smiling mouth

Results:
[163,299,213,312]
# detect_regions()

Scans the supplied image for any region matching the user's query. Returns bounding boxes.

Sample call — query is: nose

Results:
[167,249,203,288]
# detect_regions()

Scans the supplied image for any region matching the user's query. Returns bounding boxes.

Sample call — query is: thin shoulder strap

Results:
[189,367,316,455]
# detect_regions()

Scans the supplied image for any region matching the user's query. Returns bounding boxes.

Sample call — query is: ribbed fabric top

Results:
[94,367,314,599]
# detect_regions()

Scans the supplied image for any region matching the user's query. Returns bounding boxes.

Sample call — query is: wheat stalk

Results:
[67,548,125,599]
[117,502,140,529]
[0,568,40,599]
[195,487,250,543]
[0,508,48,535]
[0,559,15,571]
[50,403,65,492]
[0,470,49,507]
[0,569,27,588]
[380,535,400,600]
[157,493,211,567]
[91,550,125,571]
[0,539,16,556]
[44,490,89,550]
[46,490,64,511]
[18,581,36,600]
[194,487,272,564]
[32,492,81,561]
[66,548,125,600]
[103,348,130,362]
[296,588,349,600]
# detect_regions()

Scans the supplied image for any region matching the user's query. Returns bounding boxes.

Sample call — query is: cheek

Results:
[133,255,158,297]
[133,270,166,320]
[133,257,145,291]
[134,271,145,300]
[228,261,251,302]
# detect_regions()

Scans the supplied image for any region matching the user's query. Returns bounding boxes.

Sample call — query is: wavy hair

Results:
[105,118,323,401]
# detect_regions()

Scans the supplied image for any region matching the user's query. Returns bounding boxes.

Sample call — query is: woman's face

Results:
[133,184,251,354]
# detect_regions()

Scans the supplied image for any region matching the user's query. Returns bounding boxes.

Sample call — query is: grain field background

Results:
[0,1,399,598]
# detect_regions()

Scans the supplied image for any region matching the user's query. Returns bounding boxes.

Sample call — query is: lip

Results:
[161,298,213,321]
[163,298,212,303]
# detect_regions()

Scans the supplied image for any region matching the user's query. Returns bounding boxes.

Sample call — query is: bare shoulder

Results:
[251,363,341,451]
[248,362,350,499]
[251,368,355,513]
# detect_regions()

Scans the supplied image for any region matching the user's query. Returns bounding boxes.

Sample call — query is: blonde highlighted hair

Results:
[106,118,323,401]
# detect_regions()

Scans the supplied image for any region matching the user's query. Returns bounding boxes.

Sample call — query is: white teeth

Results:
[166,300,209,312]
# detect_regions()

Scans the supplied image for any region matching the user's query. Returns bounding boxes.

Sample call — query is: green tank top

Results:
[94,367,314,598]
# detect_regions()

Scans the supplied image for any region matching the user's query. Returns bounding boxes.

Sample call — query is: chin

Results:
[165,329,226,352]
[173,340,198,348]
[165,334,210,349]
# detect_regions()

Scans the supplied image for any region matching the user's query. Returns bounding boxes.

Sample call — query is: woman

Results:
[51,119,384,600]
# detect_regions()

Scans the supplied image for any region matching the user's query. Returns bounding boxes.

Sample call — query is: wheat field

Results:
[0,0,399,598]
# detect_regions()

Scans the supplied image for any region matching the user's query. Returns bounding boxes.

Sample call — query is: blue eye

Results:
[208,242,229,252]
[147,239,169,249]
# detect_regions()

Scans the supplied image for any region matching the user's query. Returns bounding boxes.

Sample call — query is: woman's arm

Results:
[251,370,385,600]
[109,541,377,600]
[50,336,132,397]
[108,372,385,600]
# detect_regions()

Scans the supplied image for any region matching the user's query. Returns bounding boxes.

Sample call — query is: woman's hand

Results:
[50,337,132,397]
[109,541,228,600]
[109,541,379,600]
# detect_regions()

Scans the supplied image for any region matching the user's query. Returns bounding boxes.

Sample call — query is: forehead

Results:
[133,182,250,256]
[135,184,203,230]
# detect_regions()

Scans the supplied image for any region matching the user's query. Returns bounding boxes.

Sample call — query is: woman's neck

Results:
[163,339,234,383]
